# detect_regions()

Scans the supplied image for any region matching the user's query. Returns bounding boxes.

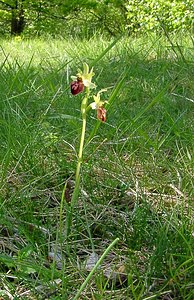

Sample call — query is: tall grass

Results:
[0,34,193,299]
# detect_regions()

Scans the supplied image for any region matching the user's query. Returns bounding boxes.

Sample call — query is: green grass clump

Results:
[0,34,193,299]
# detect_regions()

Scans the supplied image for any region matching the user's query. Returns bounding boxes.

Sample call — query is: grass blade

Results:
[73,237,119,300]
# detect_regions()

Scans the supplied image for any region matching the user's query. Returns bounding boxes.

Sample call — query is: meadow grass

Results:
[0,34,193,299]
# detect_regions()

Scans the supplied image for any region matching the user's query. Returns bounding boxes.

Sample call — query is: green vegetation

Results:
[0,33,193,299]
[126,0,194,32]
[0,0,193,37]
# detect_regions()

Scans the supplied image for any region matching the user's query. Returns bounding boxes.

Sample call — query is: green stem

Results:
[72,87,89,204]
[65,88,89,238]
[75,103,87,181]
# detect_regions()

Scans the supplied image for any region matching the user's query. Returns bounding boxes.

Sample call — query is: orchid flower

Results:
[71,63,96,95]
[89,89,108,122]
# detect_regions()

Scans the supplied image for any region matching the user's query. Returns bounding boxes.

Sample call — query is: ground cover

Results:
[0,34,193,299]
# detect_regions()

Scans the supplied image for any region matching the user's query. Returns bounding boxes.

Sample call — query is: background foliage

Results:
[0,0,193,37]
[126,0,194,33]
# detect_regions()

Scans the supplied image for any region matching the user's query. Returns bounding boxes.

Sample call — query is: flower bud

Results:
[97,106,106,122]
[71,79,84,95]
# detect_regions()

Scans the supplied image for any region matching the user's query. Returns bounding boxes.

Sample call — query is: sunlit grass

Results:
[0,33,193,299]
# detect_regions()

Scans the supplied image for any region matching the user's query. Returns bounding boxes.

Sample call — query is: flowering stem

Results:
[71,87,89,204]
[66,88,89,238]
[75,91,88,184]
[65,88,89,238]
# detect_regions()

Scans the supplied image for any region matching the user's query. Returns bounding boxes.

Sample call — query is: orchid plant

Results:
[65,63,108,236]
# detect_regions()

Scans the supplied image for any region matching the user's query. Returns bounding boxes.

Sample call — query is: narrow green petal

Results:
[83,62,89,75]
